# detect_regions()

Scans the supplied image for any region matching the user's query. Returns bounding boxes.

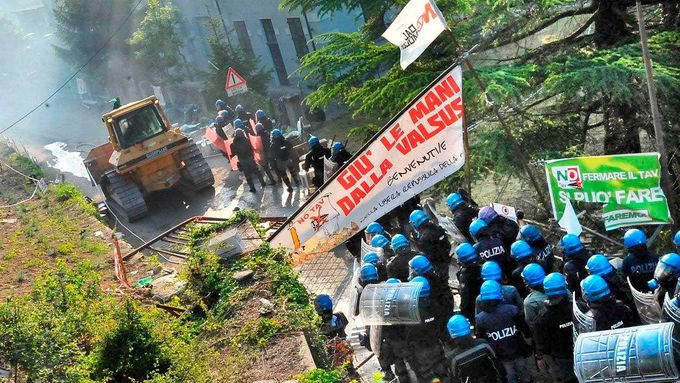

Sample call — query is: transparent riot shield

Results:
[369,325,383,358]
[628,277,663,324]
[349,258,362,317]
[361,239,381,258]
[573,293,596,340]
[662,293,680,324]
[574,322,679,383]
[359,282,423,325]
[425,200,467,244]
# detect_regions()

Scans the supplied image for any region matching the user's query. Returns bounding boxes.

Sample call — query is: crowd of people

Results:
[211,99,350,193]
[313,192,680,383]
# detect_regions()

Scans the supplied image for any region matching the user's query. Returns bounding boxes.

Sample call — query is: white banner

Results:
[270,66,465,262]
[382,0,449,69]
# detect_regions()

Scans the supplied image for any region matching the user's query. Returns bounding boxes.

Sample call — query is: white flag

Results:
[382,0,449,69]
[558,199,583,236]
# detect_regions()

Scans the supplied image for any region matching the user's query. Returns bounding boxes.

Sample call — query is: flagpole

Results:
[446,29,551,215]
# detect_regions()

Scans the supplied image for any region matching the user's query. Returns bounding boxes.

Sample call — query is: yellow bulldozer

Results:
[84,96,214,221]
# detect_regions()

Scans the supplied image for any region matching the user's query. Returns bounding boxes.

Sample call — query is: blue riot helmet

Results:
[481,261,503,282]
[520,225,543,242]
[511,240,533,261]
[308,136,320,147]
[218,110,230,120]
[455,243,479,265]
[674,231,680,248]
[385,278,400,284]
[214,115,225,126]
[371,234,390,249]
[255,109,266,120]
[314,294,333,314]
[648,253,680,291]
[623,229,647,249]
[478,206,498,223]
[410,275,431,298]
[521,263,546,288]
[560,234,585,257]
[586,254,614,277]
[271,129,283,138]
[543,272,569,297]
[446,193,464,211]
[391,234,410,252]
[215,99,226,109]
[234,128,245,138]
[447,314,472,339]
[409,254,433,276]
[360,264,379,283]
[366,222,384,236]
[409,209,429,229]
[235,104,245,114]
[479,280,503,301]
[362,252,380,265]
[581,275,611,303]
[469,218,487,239]
[233,118,245,129]
[332,142,344,152]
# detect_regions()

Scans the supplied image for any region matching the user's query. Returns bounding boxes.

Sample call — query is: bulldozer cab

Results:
[103,96,171,150]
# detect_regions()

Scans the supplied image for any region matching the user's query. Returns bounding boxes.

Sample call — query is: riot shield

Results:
[574,322,679,383]
[361,239,381,258]
[573,292,596,340]
[323,157,338,183]
[369,325,383,358]
[359,282,422,325]
[628,277,662,324]
[349,258,362,317]
[662,293,680,324]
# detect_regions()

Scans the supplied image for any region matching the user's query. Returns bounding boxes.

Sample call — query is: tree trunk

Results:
[603,102,642,154]
[594,0,632,48]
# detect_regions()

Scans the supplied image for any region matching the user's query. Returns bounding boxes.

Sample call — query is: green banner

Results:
[545,153,671,231]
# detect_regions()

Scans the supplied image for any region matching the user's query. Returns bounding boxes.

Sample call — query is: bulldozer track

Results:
[103,170,148,222]
[179,143,214,191]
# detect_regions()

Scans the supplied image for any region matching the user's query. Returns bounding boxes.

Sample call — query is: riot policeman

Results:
[269,129,300,192]
[410,255,455,338]
[585,254,636,314]
[647,253,680,305]
[478,206,519,252]
[521,263,547,329]
[519,225,558,272]
[475,280,533,383]
[303,136,331,188]
[471,218,515,277]
[330,142,352,168]
[622,229,659,293]
[370,234,395,260]
[253,122,276,185]
[581,275,637,331]
[560,234,591,299]
[509,240,535,298]
[533,273,577,383]
[230,128,266,193]
[446,192,479,243]
[366,222,392,243]
[386,234,416,282]
[475,261,523,315]
[445,314,504,383]
[410,209,452,280]
[314,294,349,339]
[363,251,387,282]
[454,243,484,322]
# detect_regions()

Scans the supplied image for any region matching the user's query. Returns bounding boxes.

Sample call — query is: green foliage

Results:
[129,0,186,85]
[91,300,171,383]
[231,318,283,348]
[8,153,44,178]
[200,17,271,109]
[53,0,135,78]
[296,365,348,383]
[51,183,99,217]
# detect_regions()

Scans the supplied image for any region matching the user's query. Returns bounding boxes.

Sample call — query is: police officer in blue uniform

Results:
[586,254,636,315]
[533,273,577,383]
[314,294,348,339]
[410,255,455,339]
[471,218,515,278]
[509,240,536,298]
[445,314,504,383]
[303,136,331,188]
[521,263,547,329]
[446,192,479,243]
[478,206,519,253]
[581,275,638,331]
[475,280,533,383]
[387,234,416,282]
[560,234,591,299]
[622,229,659,293]
[455,243,484,323]
[519,225,558,272]
[410,209,452,280]
[475,261,524,315]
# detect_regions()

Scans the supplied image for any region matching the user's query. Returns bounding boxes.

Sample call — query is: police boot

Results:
[282,175,293,192]
[245,175,256,193]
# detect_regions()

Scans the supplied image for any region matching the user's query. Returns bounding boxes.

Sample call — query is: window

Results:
[260,18,290,86]
[287,17,309,59]
[233,20,254,57]
[114,106,165,148]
